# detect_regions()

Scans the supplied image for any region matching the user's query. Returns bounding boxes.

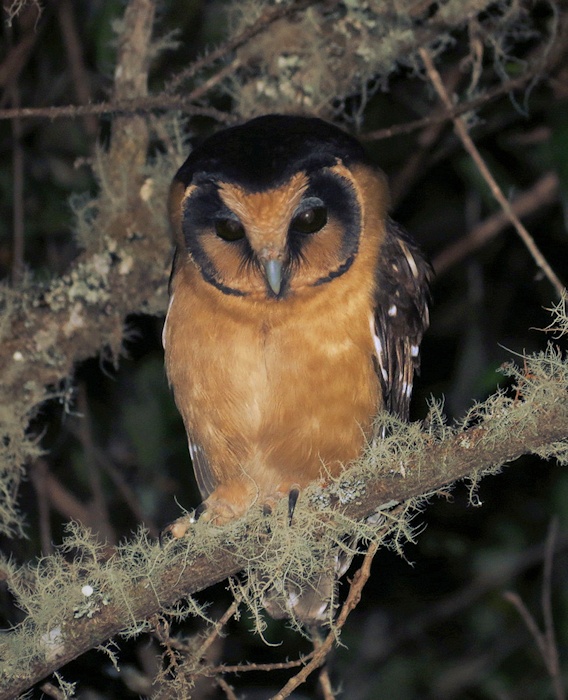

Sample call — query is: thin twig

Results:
[5,20,25,285]
[152,600,239,691]
[197,600,239,662]
[419,47,565,298]
[504,519,566,700]
[30,459,53,556]
[76,386,115,545]
[57,0,98,138]
[164,0,320,93]
[318,662,336,699]
[362,70,543,142]
[0,97,232,122]
[39,682,65,700]
[270,541,380,700]
[503,592,549,660]
[213,654,315,675]
[433,172,560,275]
[542,519,565,700]
[186,58,242,103]
[0,3,42,99]
[217,676,239,700]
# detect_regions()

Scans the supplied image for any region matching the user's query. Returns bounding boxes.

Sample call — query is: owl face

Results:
[170,115,386,299]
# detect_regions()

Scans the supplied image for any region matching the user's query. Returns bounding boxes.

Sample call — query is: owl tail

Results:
[261,543,354,624]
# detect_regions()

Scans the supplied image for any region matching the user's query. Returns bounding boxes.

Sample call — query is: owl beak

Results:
[263,258,283,295]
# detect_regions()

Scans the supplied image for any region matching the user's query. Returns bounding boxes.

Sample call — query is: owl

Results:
[163,114,431,619]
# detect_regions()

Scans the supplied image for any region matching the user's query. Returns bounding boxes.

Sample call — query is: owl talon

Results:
[159,515,191,545]
[193,502,206,521]
[159,503,207,545]
[158,527,171,548]
[288,487,300,525]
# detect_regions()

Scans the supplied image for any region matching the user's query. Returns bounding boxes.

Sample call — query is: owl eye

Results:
[215,217,245,241]
[291,206,327,234]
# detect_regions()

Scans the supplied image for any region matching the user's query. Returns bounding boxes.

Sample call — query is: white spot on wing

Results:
[287,591,299,606]
[369,314,388,383]
[388,304,397,317]
[162,293,175,349]
[399,240,419,278]
[188,439,207,464]
[411,344,419,357]
[369,315,383,356]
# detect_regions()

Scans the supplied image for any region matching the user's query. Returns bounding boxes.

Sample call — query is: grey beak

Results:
[263,259,283,295]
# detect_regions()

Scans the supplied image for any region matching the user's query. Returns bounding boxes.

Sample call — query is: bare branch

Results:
[212,654,315,675]
[196,600,239,664]
[164,0,322,93]
[362,71,547,142]
[0,98,232,122]
[542,519,565,700]
[419,48,566,297]
[270,541,380,700]
[433,172,560,275]
[217,676,239,700]
[57,0,98,139]
[0,341,567,697]
[503,520,565,700]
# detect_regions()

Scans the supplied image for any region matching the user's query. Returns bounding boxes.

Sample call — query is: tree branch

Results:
[1,367,567,698]
[270,541,380,700]
[419,47,566,297]
[164,0,322,93]
[433,172,560,275]
[0,98,233,122]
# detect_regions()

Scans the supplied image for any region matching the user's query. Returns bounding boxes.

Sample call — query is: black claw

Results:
[193,502,206,521]
[261,503,273,535]
[288,487,300,525]
[158,527,170,548]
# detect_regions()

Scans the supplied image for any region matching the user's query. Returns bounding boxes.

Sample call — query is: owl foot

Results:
[288,486,300,525]
[159,502,206,544]
[259,484,301,525]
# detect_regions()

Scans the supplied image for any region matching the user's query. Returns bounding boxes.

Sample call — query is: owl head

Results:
[169,115,389,299]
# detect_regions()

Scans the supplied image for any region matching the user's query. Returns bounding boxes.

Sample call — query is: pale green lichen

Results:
[0,114,186,537]
[1,327,567,684]
[222,0,529,120]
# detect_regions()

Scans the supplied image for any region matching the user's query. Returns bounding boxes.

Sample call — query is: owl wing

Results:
[371,218,432,419]
[187,435,217,499]
[163,258,218,501]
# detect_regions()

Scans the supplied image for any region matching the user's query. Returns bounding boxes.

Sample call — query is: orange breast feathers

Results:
[164,165,388,524]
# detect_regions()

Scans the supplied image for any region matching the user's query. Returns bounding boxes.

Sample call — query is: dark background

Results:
[1,1,568,697]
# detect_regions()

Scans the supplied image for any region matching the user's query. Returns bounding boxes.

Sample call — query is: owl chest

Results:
[181,300,379,439]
